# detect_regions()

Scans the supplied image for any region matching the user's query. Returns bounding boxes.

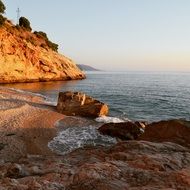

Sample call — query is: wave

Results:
[2,87,46,98]
[1,87,56,105]
[95,115,131,123]
[49,115,133,155]
[48,125,116,155]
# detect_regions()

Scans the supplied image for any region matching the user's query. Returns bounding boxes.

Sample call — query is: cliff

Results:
[0,20,85,83]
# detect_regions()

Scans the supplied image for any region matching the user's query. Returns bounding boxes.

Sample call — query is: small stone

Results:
[6,164,29,178]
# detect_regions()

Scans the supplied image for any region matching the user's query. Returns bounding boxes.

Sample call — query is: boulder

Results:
[57,91,109,117]
[138,119,190,148]
[98,121,145,140]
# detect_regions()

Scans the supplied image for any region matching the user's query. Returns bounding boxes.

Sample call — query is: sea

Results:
[2,71,190,154]
[3,71,190,122]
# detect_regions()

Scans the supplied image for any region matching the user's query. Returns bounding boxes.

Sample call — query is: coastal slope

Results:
[0,20,85,83]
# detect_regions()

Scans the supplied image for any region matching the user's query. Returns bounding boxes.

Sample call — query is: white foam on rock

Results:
[95,115,130,123]
[48,125,117,155]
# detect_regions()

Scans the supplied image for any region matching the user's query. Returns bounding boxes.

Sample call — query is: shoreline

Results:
[0,76,85,84]
[0,87,190,190]
[0,87,64,162]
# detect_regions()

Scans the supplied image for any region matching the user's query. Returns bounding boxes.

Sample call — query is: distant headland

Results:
[77,64,100,71]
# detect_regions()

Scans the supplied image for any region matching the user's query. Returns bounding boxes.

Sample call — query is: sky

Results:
[3,0,190,72]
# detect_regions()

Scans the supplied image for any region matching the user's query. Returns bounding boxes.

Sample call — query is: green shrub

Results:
[0,14,5,26]
[0,0,5,14]
[34,31,48,40]
[34,30,58,52]
[19,16,32,31]
[47,40,58,52]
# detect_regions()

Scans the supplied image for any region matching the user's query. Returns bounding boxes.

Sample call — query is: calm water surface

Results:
[2,71,190,122]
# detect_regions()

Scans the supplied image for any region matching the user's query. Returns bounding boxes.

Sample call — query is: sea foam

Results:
[95,115,130,123]
[48,125,116,155]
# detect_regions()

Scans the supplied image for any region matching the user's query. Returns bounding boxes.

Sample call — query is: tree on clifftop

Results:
[0,1,5,26]
[0,0,6,14]
[19,16,32,31]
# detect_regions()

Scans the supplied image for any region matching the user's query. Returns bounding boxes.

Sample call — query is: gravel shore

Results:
[0,87,64,162]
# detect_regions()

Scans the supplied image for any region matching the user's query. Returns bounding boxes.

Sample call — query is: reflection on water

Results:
[1,71,190,121]
[1,80,82,103]
[1,80,79,92]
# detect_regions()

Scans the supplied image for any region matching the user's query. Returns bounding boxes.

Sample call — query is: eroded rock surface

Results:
[0,141,190,190]
[139,119,190,148]
[0,21,85,83]
[57,91,109,117]
[1,89,190,189]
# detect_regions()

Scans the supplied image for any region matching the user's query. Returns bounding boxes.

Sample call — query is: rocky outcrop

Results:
[57,91,109,117]
[0,89,190,189]
[0,141,190,190]
[0,21,85,83]
[98,121,145,140]
[138,119,190,148]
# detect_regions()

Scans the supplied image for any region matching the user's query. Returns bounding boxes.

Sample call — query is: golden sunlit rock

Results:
[0,21,85,83]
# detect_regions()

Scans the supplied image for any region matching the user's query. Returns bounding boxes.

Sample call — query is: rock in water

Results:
[57,91,109,117]
[138,119,190,148]
[0,21,85,83]
[98,121,145,140]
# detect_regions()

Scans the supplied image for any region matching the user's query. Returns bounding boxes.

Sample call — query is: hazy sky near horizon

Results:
[3,0,190,71]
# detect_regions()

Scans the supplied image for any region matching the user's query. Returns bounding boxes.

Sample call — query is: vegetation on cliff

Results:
[0,0,5,26]
[0,0,59,53]
[19,16,32,31]
[34,31,58,52]
[0,0,5,14]
[0,14,5,26]
[0,0,85,83]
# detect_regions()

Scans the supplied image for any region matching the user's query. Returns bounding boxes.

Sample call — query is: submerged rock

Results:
[57,91,109,117]
[98,121,145,140]
[138,119,190,148]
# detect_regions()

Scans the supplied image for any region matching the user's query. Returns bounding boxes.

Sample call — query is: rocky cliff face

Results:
[0,21,85,83]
